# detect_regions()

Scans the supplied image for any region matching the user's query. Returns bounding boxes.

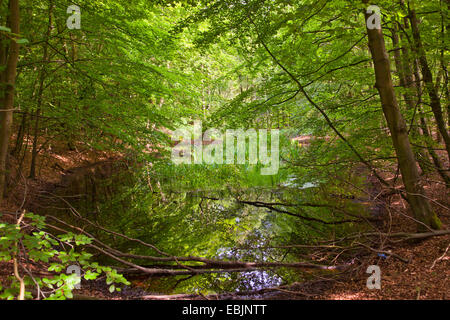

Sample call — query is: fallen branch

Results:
[430,243,450,270]
[40,213,354,276]
[354,242,409,263]
[329,229,450,243]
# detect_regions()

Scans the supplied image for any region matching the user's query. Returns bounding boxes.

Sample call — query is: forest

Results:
[0,0,448,301]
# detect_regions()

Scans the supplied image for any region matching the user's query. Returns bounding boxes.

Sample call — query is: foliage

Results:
[0,0,447,296]
[0,212,129,300]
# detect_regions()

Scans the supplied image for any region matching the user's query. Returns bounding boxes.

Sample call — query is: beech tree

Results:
[363,1,441,230]
[0,0,20,202]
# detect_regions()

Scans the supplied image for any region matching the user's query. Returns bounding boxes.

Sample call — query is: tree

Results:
[0,0,20,202]
[408,6,450,163]
[364,1,441,230]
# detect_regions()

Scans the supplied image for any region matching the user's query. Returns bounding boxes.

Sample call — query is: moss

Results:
[429,214,443,230]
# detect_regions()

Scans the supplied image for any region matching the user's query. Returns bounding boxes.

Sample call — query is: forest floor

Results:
[0,141,449,300]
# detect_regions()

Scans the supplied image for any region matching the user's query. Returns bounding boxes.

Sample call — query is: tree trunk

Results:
[391,23,429,174]
[364,4,442,230]
[409,8,450,164]
[392,20,450,186]
[30,0,53,179]
[440,0,450,128]
[0,0,20,202]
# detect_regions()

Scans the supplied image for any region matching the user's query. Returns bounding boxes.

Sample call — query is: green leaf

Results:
[84,270,99,280]
[16,38,29,44]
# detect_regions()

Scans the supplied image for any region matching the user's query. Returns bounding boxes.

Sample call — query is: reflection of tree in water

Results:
[234,270,282,292]
[214,226,283,292]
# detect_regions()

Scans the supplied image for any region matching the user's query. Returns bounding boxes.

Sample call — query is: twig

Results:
[355,242,409,263]
[430,243,450,270]
[13,210,26,300]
